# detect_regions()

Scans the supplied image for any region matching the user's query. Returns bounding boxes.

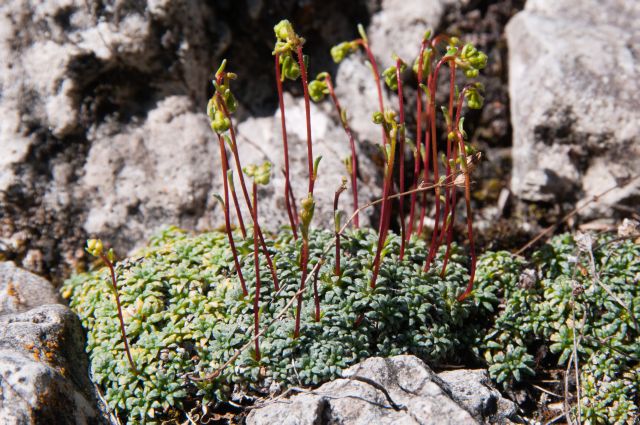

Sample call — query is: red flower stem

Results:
[252,182,261,360]
[424,56,455,272]
[218,96,279,291]
[356,39,387,146]
[440,88,466,277]
[417,51,436,237]
[396,59,407,260]
[312,264,321,322]
[353,38,391,287]
[229,177,247,239]
[370,126,397,289]
[274,54,299,238]
[100,254,137,374]
[295,45,315,195]
[294,237,309,338]
[440,141,459,278]
[325,76,360,228]
[334,230,341,276]
[218,134,248,296]
[407,40,428,240]
[333,182,347,276]
[438,62,457,246]
[455,128,476,301]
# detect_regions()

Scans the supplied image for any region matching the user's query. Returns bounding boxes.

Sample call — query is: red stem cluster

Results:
[274,54,299,238]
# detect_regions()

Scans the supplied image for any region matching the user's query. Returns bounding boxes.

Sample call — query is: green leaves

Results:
[476,233,640,422]
[66,226,501,423]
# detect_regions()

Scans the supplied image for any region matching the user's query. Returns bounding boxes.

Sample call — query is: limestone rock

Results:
[438,369,517,423]
[80,95,219,252]
[0,0,377,279]
[368,0,460,69]
[234,92,379,229]
[0,261,61,316]
[0,304,101,424]
[507,0,640,214]
[247,355,480,425]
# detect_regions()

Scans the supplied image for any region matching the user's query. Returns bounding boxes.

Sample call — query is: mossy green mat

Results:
[63,228,639,424]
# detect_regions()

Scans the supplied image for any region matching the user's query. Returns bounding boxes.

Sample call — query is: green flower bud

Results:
[299,194,315,239]
[211,110,230,133]
[308,79,328,102]
[464,69,479,78]
[280,54,300,81]
[382,65,398,91]
[330,42,357,63]
[274,20,293,41]
[372,111,384,124]
[255,162,272,185]
[86,239,104,257]
[465,84,484,109]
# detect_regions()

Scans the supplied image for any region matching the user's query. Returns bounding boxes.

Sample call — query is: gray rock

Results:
[79,95,219,252]
[234,92,380,229]
[507,0,640,214]
[438,369,517,424]
[0,0,380,278]
[0,304,101,424]
[0,261,61,316]
[368,0,459,69]
[0,0,224,276]
[247,355,479,425]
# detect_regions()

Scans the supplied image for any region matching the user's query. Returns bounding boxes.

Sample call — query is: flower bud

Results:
[86,239,104,257]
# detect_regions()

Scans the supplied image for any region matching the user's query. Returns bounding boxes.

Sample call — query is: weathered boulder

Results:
[507,0,640,213]
[247,355,517,425]
[0,261,62,315]
[0,304,102,424]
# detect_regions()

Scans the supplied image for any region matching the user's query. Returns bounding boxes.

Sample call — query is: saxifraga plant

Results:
[65,20,501,423]
[329,26,486,290]
[207,60,280,291]
[85,239,138,375]
[243,161,273,360]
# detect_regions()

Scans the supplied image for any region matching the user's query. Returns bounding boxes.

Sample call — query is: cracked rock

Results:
[247,355,518,425]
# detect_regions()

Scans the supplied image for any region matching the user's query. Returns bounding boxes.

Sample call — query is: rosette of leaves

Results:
[63,226,486,423]
[474,234,639,423]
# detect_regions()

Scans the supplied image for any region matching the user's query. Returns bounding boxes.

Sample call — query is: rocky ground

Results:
[0,0,638,423]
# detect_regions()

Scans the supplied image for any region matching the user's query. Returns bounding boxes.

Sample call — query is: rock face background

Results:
[508,0,640,213]
[0,0,379,281]
[1,0,638,423]
[0,0,637,284]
